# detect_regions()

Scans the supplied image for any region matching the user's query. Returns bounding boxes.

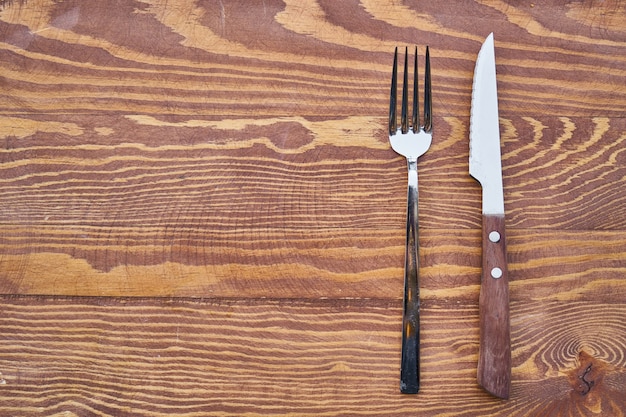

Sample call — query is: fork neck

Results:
[407,158,418,188]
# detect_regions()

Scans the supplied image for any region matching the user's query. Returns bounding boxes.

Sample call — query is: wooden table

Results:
[1,1,625,415]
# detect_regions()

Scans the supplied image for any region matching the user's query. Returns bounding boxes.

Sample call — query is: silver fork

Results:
[389,46,432,394]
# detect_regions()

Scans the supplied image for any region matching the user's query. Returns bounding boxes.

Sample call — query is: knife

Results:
[469,32,511,399]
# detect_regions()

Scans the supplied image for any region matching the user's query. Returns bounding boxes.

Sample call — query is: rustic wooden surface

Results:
[1,0,625,415]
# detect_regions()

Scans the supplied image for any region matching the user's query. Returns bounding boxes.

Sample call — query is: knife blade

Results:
[469,32,511,399]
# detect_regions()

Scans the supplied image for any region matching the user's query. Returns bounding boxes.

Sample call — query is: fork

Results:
[389,46,432,394]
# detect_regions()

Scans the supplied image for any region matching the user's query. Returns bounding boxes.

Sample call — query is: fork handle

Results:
[400,158,420,394]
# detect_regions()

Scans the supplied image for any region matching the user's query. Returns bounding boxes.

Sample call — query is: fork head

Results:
[389,46,432,160]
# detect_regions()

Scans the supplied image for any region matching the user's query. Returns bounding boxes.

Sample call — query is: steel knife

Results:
[469,32,511,399]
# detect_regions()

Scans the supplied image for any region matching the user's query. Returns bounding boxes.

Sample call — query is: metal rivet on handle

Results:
[489,231,501,243]
[491,267,503,279]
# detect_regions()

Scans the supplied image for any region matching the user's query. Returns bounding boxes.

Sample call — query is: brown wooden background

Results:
[1,0,625,415]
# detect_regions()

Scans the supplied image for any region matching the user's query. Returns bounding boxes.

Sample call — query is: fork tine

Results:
[412,47,419,133]
[389,47,398,136]
[423,46,432,132]
[401,47,409,134]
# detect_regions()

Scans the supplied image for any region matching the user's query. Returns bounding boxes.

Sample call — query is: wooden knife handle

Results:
[477,214,511,399]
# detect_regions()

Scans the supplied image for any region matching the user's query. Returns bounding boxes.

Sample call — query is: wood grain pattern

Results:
[1,0,625,415]
[0,1,625,117]
[0,115,625,297]
[0,296,625,416]
[1,226,626,300]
